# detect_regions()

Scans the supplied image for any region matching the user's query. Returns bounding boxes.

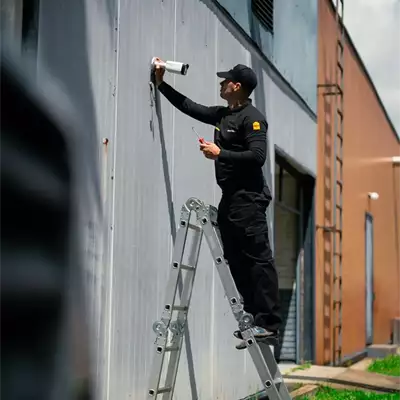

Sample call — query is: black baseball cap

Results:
[217,64,257,94]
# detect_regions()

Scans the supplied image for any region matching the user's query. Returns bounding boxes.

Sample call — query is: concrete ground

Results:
[283,359,400,394]
[278,362,298,375]
[247,349,400,399]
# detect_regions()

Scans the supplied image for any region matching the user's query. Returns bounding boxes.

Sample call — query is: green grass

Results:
[291,361,312,372]
[291,383,304,391]
[298,386,400,400]
[286,361,313,374]
[368,355,400,377]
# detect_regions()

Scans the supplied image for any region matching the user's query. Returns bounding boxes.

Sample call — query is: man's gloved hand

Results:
[153,57,165,87]
[200,141,221,160]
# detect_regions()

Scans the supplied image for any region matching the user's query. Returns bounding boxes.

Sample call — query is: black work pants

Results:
[217,189,282,332]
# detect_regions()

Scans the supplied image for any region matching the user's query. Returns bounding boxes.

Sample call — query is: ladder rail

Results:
[199,208,291,399]
[332,0,345,366]
[338,0,345,364]
[147,208,190,398]
[161,228,203,400]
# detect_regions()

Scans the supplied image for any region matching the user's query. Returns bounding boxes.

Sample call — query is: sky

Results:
[344,0,400,138]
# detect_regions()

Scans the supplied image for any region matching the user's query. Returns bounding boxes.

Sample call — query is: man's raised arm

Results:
[154,59,223,126]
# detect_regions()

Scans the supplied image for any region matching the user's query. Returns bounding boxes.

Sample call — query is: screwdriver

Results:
[192,127,205,144]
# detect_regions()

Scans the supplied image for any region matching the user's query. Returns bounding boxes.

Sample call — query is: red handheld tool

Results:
[192,127,205,144]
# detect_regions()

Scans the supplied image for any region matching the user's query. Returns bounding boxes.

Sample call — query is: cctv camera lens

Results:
[181,64,189,75]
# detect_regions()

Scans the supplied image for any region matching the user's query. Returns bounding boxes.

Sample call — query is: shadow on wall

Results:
[149,77,199,400]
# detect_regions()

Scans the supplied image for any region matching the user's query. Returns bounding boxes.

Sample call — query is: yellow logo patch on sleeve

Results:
[253,121,261,130]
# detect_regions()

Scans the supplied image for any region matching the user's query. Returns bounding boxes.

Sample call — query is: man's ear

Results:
[234,82,241,92]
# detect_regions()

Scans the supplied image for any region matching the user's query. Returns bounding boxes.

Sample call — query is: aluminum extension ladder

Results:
[147,197,291,399]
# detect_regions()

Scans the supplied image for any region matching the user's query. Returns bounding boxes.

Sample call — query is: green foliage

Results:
[367,354,400,377]
[298,386,400,400]
[291,362,312,372]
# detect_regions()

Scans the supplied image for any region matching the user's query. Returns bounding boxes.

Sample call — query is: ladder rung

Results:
[336,204,342,210]
[337,61,343,71]
[180,263,195,271]
[172,305,188,311]
[337,108,343,117]
[336,155,343,164]
[318,83,336,88]
[337,132,343,140]
[157,387,172,394]
[334,252,342,258]
[165,346,179,352]
[316,225,342,233]
[337,179,343,186]
[188,223,201,232]
[337,39,344,49]
[334,275,342,284]
[323,88,342,96]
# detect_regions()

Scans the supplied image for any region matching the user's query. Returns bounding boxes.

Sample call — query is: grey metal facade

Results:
[3,0,317,398]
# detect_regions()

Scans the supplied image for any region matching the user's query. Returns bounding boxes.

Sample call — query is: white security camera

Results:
[368,192,379,200]
[151,57,189,76]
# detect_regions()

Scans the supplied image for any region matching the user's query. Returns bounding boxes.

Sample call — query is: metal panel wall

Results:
[36,0,316,398]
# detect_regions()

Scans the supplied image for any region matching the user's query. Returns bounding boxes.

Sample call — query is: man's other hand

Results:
[153,57,165,87]
[200,141,221,160]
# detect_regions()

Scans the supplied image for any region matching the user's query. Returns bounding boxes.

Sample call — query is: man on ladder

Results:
[154,58,281,350]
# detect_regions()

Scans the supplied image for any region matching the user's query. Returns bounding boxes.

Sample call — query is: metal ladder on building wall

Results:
[317,0,345,366]
[147,197,291,399]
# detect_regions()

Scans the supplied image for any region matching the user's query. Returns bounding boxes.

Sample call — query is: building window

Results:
[274,158,302,362]
[251,0,274,34]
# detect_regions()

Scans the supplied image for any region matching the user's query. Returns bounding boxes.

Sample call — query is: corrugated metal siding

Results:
[36,0,316,398]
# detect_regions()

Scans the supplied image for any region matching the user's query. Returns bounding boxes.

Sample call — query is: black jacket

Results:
[158,81,271,198]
